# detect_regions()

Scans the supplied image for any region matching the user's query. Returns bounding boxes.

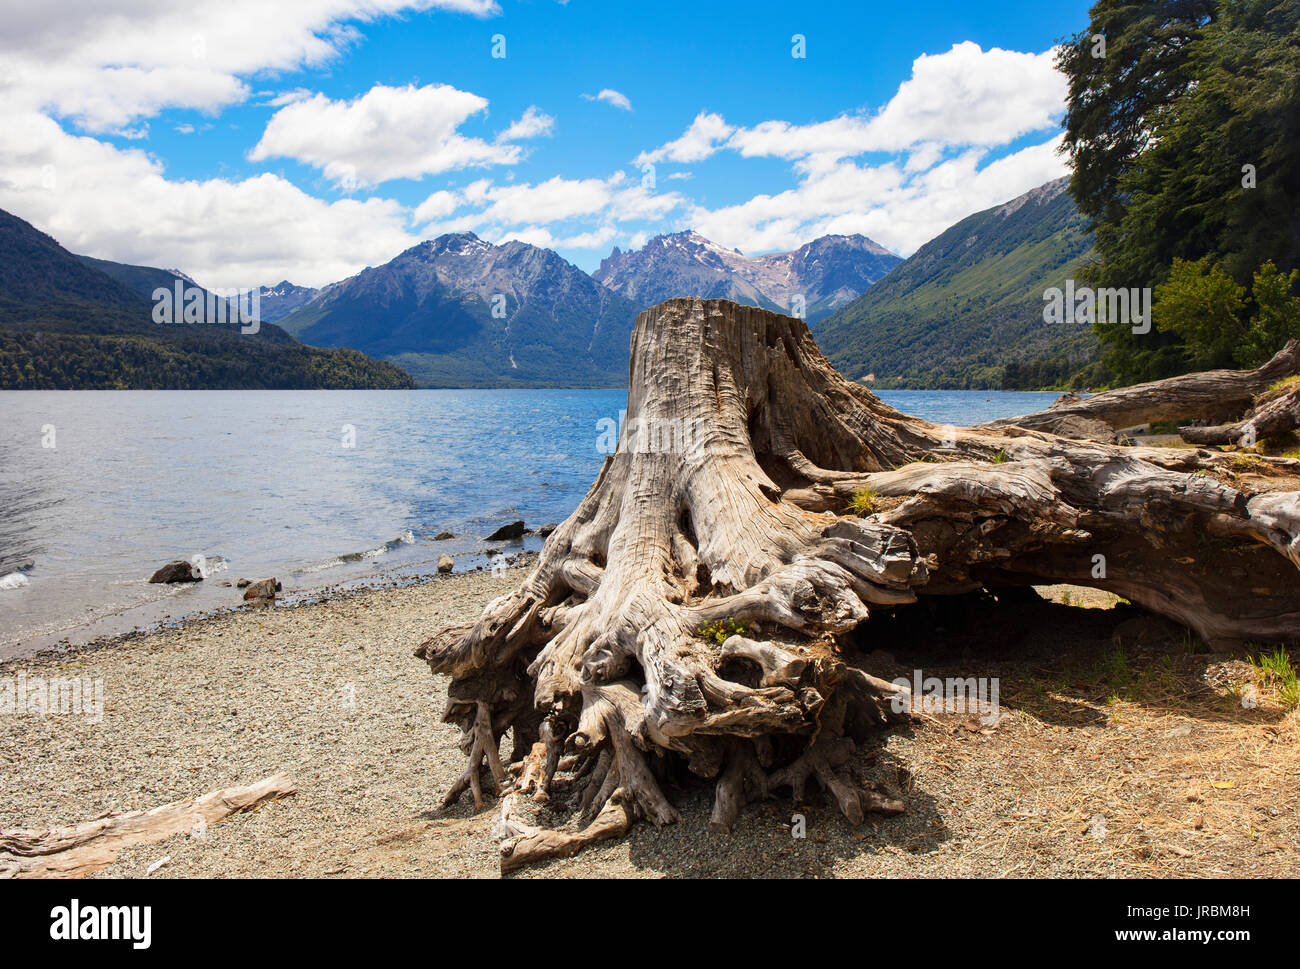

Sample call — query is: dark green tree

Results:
[1058,0,1218,228]
[1058,0,1300,382]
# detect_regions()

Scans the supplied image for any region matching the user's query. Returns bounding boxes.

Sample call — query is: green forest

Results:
[814,179,1098,390]
[0,329,415,390]
[1059,0,1300,384]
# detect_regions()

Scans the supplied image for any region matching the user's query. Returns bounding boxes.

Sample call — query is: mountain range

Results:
[814,177,1097,389]
[276,233,643,388]
[594,231,901,323]
[1,176,1096,390]
[76,255,203,306]
[0,208,414,390]
[76,256,319,327]
[270,229,904,386]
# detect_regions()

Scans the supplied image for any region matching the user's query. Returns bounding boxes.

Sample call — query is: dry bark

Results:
[416,298,1300,872]
[981,340,1300,441]
[1180,385,1300,447]
[0,774,296,878]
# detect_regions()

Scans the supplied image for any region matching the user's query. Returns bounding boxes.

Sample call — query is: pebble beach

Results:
[3,566,1295,879]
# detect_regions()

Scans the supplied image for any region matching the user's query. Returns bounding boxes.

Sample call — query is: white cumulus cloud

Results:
[641,42,1066,168]
[0,111,419,289]
[864,42,1065,151]
[495,105,556,142]
[0,0,501,133]
[249,83,537,188]
[634,112,735,166]
[632,42,1070,257]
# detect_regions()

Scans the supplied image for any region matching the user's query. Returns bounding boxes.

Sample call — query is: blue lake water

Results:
[0,388,1061,657]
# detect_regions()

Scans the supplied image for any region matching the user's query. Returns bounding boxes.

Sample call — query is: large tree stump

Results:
[416,298,1300,871]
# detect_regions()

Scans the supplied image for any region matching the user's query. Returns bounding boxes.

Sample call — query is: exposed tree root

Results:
[416,299,1300,872]
[441,699,509,812]
[983,340,1300,441]
[767,737,905,825]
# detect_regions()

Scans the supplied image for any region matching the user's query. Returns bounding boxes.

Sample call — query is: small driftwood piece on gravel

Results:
[0,774,296,878]
[416,298,1300,872]
[981,340,1300,441]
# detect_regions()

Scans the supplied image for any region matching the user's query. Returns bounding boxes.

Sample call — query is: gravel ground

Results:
[2,571,1295,879]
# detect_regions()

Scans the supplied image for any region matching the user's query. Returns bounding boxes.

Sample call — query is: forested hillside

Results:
[814,178,1097,389]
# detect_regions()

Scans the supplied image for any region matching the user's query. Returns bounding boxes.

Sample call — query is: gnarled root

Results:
[497,790,634,874]
[709,740,769,832]
[495,684,679,872]
[441,700,508,812]
[768,736,904,825]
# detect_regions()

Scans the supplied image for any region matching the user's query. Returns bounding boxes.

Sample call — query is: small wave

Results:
[364,530,417,557]
[0,572,30,590]
[190,554,228,579]
[296,531,416,574]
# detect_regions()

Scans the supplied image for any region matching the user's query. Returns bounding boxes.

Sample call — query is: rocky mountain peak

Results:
[594,230,902,322]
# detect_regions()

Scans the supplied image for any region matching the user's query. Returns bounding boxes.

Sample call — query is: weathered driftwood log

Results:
[416,298,1300,871]
[0,774,296,878]
[1180,385,1300,447]
[982,340,1300,441]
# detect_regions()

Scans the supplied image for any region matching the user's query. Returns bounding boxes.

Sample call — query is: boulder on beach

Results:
[537,523,558,538]
[486,521,526,541]
[149,561,202,584]
[242,578,281,601]
[437,554,454,573]
[433,531,455,541]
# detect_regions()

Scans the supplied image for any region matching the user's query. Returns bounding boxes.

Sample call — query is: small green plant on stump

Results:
[847,487,875,516]
[695,617,747,645]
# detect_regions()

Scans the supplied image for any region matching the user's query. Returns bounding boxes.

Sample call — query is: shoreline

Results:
[3,569,1295,878]
[8,552,539,668]
[0,538,542,663]
[0,387,1067,663]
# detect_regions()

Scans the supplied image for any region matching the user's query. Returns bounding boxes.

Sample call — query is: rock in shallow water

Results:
[485,521,526,541]
[149,561,202,584]
[437,554,454,573]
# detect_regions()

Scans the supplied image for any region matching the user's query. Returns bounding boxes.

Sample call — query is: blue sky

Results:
[0,0,1092,288]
